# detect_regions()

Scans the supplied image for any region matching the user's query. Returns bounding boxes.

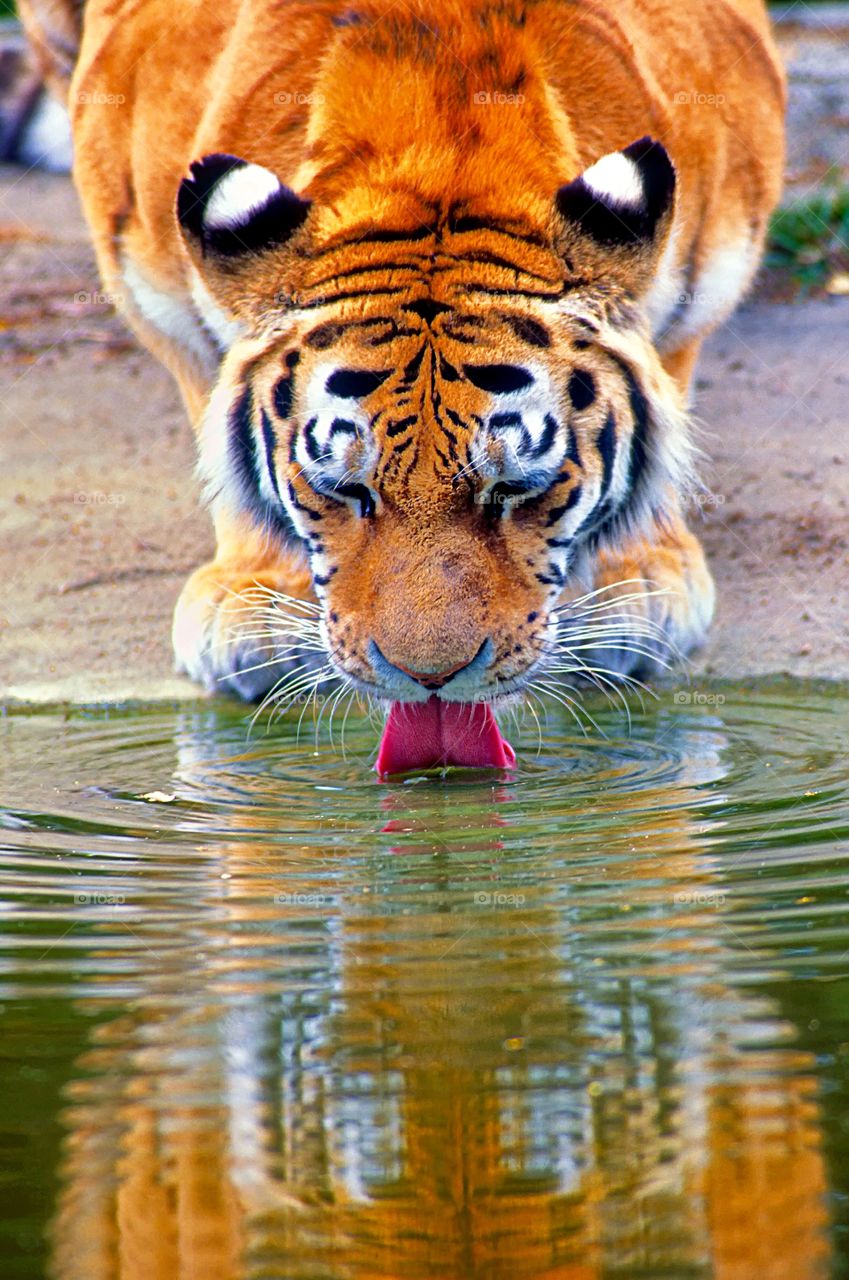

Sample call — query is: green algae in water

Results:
[1,681,848,1278]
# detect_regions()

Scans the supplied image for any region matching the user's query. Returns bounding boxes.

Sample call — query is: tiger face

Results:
[178,140,690,710]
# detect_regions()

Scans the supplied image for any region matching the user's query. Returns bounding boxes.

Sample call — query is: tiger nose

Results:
[391,655,476,690]
[371,641,489,690]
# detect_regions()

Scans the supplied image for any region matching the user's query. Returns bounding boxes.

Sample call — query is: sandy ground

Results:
[1,10,848,704]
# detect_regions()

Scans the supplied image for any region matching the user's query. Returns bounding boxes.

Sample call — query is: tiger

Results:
[19,0,786,773]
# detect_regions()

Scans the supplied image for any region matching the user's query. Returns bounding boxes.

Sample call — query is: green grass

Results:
[767,184,849,292]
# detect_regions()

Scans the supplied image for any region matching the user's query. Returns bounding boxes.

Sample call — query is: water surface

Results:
[2,683,848,1279]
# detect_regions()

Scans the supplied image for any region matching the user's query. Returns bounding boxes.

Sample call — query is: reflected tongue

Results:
[375,697,516,777]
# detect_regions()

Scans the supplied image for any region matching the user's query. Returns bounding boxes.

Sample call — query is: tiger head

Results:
[177,139,690,715]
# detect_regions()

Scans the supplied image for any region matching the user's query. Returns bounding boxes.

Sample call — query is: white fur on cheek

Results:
[582,151,645,209]
[204,164,282,230]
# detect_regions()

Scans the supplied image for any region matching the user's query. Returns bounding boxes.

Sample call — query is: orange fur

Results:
[21,0,785,703]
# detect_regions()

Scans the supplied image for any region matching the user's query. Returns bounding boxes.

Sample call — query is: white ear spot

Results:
[582,151,645,210]
[204,163,282,230]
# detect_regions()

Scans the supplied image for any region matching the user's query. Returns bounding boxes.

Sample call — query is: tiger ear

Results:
[176,153,312,311]
[554,137,676,289]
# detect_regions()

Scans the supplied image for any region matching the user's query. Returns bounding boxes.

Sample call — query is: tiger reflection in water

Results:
[50,719,829,1280]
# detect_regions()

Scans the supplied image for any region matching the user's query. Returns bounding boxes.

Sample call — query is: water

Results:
[1,683,848,1279]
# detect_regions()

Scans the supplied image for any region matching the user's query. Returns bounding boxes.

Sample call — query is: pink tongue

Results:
[375,697,516,777]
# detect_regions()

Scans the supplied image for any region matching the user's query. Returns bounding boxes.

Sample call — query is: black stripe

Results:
[432,396,460,460]
[625,369,650,493]
[340,226,433,246]
[437,329,480,346]
[326,368,390,398]
[568,369,597,411]
[447,215,547,248]
[306,261,419,291]
[400,347,426,386]
[603,353,652,497]
[446,406,482,432]
[597,411,617,497]
[533,414,559,458]
[230,387,261,497]
[467,284,562,301]
[329,418,358,439]
[302,417,321,462]
[564,426,581,468]
[259,408,283,502]
[304,322,345,350]
[489,411,523,431]
[443,314,484,334]
[286,481,324,522]
[403,298,451,324]
[459,249,558,286]
[369,322,419,346]
[575,498,614,544]
[228,388,298,543]
[464,364,533,394]
[297,286,408,311]
[545,485,582,526]
[503,314,551,348]
[536,563,566,586]
[273,376,293,419]
[386,414,417,437]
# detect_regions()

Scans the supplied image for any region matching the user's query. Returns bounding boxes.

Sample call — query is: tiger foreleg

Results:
[557,508,716,681]
[172,510,322,702]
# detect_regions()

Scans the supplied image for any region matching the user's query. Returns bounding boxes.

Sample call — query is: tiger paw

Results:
[560,516,716,679]
[172,557,321,701]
